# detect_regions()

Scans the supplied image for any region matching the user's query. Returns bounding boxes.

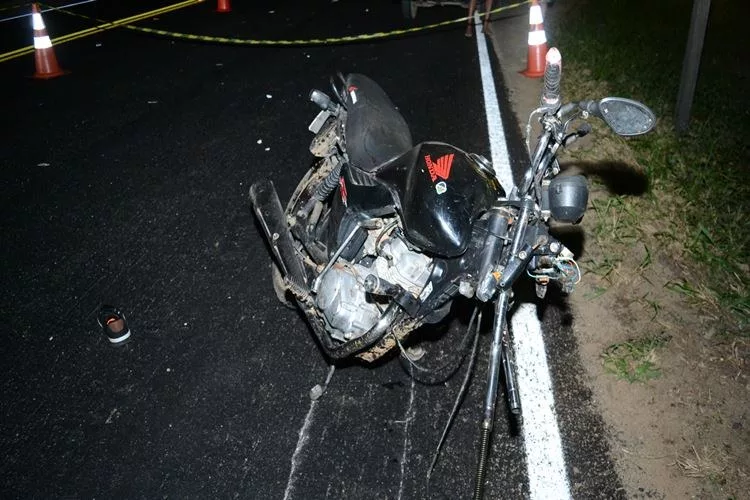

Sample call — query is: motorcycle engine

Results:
[315,221,433,342]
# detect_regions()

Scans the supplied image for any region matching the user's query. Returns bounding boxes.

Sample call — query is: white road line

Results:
[512,305,571,499]
[474,13,572,500]
[473,14,513,192]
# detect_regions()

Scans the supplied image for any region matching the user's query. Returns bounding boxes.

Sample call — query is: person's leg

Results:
[466,0,477,37]
[482,0,493,33]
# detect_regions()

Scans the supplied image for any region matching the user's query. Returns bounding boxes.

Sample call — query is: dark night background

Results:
[1,1,623,498]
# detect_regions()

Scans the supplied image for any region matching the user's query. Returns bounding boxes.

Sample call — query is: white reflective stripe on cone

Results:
[34,35,52,49]
[32,12,45,30]
[528,29,547,46]
[529,5,544,25]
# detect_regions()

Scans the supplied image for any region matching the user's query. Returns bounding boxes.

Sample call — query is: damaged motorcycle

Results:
[249,47,655,498]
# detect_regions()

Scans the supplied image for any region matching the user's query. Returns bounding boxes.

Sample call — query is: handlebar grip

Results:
[541,47,562,108]
[309,89,333,110]
[558,102,577,117]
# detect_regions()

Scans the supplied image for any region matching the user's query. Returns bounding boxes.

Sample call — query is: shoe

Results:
[97,305,131,344]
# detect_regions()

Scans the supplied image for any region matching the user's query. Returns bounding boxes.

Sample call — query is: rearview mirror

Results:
[596,97,656,136]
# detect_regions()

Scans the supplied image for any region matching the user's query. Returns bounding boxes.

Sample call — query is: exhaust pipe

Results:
[249,180,308,288]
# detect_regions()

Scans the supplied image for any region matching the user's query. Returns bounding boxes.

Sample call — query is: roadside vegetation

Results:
[602,334,671,383]
[550,0,748,337]
[542,2,748,493]
[510,2,750,495]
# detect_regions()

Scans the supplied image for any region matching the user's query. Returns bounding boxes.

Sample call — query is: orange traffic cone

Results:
[520,0,548,78]
[31,3,65,79]
[216,0,231,13]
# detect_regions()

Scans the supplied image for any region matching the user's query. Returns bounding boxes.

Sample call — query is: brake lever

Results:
[562,123,592,147]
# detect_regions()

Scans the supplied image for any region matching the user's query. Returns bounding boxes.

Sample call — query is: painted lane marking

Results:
[474,13,572,500]
[512,304,571,499]
[473,13,513,192]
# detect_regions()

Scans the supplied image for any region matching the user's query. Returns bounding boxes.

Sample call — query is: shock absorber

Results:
[475,210,510,302]
[473,290,511,500]
[313,161,343,202]
[541,47,562,109]
[297,160,343,221]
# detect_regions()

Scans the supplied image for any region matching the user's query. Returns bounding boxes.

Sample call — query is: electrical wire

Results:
[425,308,483,497]
[527,256,581,284]
[392,307,479,385]
[374,219,399,253]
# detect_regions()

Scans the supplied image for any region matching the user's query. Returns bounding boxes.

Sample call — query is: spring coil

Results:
[473,427,492,500]
[541,48,562,108]
[284,275,311,304]
[313,162,343,202]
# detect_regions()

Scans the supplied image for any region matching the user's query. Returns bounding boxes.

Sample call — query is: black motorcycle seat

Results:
[343,74,413,172]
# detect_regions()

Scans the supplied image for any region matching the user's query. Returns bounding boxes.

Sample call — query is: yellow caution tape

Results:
[0,0,529,62]
[117,1,530,46]
[0,0,204,63]
[0,2,30,13]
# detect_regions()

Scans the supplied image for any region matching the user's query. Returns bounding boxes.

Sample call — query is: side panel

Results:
[326,166,394,256]
[341,166,393,214]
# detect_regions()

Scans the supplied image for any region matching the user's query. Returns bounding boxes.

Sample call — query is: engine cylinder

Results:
[316,264,381,341]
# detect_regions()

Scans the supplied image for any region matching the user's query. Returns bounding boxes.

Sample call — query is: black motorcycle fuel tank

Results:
[364,142,503,258]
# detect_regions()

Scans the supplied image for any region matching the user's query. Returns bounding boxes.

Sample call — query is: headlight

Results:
[542,175,589,223]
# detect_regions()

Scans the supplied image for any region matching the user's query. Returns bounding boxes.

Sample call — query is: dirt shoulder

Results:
[488,5,749,499]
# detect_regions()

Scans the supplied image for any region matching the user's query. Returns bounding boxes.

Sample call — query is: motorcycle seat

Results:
[343,74,413,172]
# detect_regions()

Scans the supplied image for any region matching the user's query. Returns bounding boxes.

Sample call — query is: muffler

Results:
[249,180,308,288]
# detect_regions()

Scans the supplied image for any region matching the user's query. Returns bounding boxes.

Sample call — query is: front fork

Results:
[472,199,533,499]
[472,291,521,500]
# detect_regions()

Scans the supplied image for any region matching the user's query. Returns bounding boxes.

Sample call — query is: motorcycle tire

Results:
[270,159,335,307]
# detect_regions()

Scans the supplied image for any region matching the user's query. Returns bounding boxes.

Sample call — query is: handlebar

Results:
[577,99,601,118]
[555,100,599,119]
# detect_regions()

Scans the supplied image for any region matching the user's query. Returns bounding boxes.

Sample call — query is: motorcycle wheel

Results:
[271,159,334,307]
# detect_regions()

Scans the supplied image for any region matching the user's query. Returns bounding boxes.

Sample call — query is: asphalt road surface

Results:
[2,1,623,498]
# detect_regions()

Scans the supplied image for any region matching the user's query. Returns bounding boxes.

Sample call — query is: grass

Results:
[551,0,749,336]
[581,255,620,283]
[589,196,640,244]
[602,334,671,383]
[583,285,607,300]
[637,292,661,321]
[674,445,730,485]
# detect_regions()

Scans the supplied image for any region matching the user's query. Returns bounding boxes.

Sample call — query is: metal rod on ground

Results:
[675,0,711,134]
